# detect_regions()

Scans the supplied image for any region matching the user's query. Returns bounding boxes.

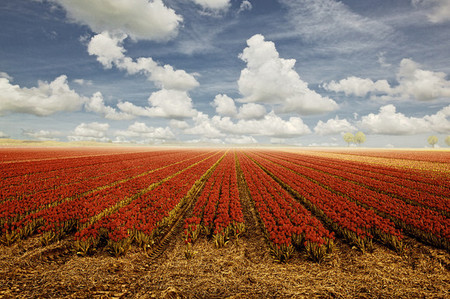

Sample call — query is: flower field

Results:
[0,147,449,263]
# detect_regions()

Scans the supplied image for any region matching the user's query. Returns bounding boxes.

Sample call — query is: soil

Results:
[0,226,449,298]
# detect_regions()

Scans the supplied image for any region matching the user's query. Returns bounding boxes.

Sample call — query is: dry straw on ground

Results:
[0,228,449,298]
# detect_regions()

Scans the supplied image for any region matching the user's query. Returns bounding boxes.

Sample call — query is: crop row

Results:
[262,151,449,212]
[0,150,217,245]
[0,151,182,201]
[73,151,224,256]
[246,152,405,253]
[184,151,244,250]
[237,152,335,262]
[252,151,449,251]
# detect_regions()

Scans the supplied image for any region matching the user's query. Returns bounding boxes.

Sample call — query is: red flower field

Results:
[0,147,449,297]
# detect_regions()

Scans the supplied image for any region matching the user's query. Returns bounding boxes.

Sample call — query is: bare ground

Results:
[0,227,449,298]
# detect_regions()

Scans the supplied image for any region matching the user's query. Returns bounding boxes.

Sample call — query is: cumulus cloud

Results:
[237,103,266,119]
[324,58,450,101]
[424,105,450,133]
[0,75,86,116]
[52,0,182,41]
[212,94,237,117]
[88,32,199,91]
[68,122,110,142]
[0,131,10,138]
[394,58,450,101]
[185,112,225,138]
[412,0,450,23]
[118,89,197,119]
[238,34,338,115]
[185,111,311,139]
[115,121,175,142]
[225,135,257,144]
[0,72,13,80]
[314,116,357,135]
[358,104,445,135]
[324,77,391,97]
[169,119,189,130]
[22,129,62,141]
[85,92,134,120]
[191,0,231,12]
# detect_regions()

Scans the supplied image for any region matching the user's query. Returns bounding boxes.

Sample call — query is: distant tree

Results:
[446,135,450,147]
[428,135,438,148]
[354,131,366,146]
[343,132,354,147]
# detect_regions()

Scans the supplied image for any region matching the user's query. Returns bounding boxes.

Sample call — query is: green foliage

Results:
[343,132,354,147]
[354,131,366,146]
[427,135,438,148]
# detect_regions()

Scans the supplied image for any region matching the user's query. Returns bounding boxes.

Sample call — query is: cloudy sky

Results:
[1,0,449,147]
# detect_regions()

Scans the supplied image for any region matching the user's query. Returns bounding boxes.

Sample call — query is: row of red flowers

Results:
[238,152,335,262]
[255,151,449,250]
[73,151,223,255]
[0,150,178,201]
[264,151,450,197]
[0,150,215,245]
[262,151,449,213]
[184,151,245,248]
[247,152,405,253]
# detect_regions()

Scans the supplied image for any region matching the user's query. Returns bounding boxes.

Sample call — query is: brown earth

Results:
[0,225,449,298]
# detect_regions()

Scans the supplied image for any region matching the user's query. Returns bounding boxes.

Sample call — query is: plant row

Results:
[0,150,217,246]
[253,151,449,251]
[184,151,245,251]
[237,152,335,262]
[262,151,449,212]
[73,151,225,256]
[246,152,405,253]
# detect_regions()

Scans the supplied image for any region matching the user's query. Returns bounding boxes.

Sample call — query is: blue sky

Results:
[0,0,449,147]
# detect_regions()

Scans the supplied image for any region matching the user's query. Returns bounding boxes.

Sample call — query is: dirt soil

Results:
[0,227,449,299]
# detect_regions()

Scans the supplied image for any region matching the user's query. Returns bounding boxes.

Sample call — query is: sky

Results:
[0,0,449,148]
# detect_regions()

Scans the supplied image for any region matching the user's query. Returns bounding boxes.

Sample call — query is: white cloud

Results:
[118,89,197,119]
[115,121,175,142]
[0,131,10,138]
[170,119,189,130]
[0,72,13,81]
[324,76,391,97]
[52,0,182,41]
[278,0,392,46]
[0,75,86,116]
[185,111,311,139]
[85,92,134,120]
[324,58,450,101]
[412,0,450,23]
[238,0,252,13]
[68,122,110,142]
[185,112,225,138]
[314,116,357,135]
[22,129,62,141]
[238,34,338,115]
[73,78,93,86]
[424,105,450,133]
[394,58,450,101]
[88,31,199,91]
[191,0,230,11]
[377,51,391,68]
[212,94,237,117]
[359,105,431,135]
[225,135,257,144]
[237,103,266,119]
